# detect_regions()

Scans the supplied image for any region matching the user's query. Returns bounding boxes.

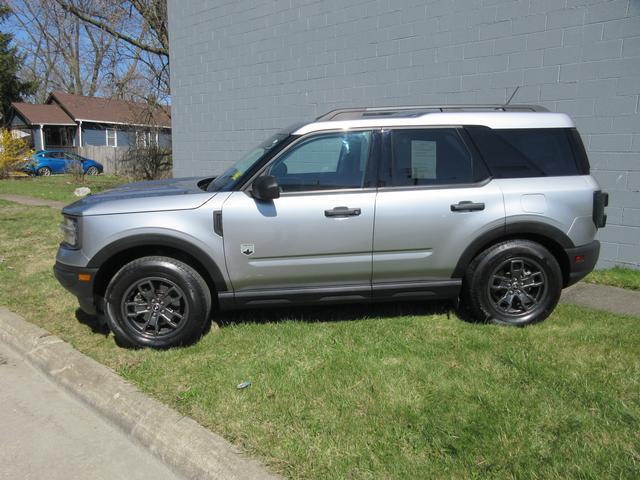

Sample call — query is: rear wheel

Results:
[104,256,211,348]
[460,240,562,326]
[37,167,52,176]
[86,166,99,175]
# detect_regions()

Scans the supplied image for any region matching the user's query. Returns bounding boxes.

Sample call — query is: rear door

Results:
[372,128,505,294]
[62,153,80,172]
[221,130,379,303]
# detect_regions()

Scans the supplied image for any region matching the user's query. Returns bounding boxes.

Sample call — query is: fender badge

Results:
[240,243,255,256]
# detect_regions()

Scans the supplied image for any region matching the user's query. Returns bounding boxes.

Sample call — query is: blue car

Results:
[22,150,104,176]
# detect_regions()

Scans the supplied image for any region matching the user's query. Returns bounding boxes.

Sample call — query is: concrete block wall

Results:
[168,0,640,268]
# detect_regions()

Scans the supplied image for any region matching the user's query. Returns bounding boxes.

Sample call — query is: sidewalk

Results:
[0,307,280,480]
[561,282,640,317]
[0,341,182,480]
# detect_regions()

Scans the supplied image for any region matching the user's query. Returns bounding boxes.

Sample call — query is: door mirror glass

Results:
[251,175,280,201]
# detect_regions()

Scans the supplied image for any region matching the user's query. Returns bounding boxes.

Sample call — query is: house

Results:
[9,92,171,151]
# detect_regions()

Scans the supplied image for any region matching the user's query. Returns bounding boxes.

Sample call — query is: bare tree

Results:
[52,0,169,101]
[7,0,167,102]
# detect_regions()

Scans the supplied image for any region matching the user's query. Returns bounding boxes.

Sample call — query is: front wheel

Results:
[36,167,52,176]
[86,166,99,175]
[460,240,562,326]
[104,256,211,348]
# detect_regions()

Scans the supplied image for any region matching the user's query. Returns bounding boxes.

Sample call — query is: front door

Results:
[222,130,378,302]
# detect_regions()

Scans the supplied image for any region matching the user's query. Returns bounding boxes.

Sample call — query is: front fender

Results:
[87,231,229,293]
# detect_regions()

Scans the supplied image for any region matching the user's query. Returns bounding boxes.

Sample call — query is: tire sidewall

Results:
[37,167,51,176]
[105,258,208,348]
[474,242,562,326]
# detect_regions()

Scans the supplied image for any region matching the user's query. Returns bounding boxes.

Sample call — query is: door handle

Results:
[451,201,485,212]
[324,206,361,217]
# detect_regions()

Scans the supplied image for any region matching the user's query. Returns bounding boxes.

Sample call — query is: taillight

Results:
[593,191,608,229]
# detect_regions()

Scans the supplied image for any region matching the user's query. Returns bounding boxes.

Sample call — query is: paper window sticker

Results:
[411,140,437,179]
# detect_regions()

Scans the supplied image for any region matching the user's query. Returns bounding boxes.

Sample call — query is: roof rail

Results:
[316,104,549,121]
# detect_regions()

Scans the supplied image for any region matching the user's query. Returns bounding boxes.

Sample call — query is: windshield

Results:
[207,133,289,192]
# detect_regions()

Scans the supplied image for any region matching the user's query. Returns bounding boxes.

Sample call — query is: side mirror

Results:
[251,175,280,201]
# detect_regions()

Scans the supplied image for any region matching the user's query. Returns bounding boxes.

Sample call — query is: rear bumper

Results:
[53,261,99,314]
[564,240,600,287]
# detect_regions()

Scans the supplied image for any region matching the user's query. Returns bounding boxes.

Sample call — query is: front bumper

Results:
[53,261,99,314]
[564,240,600,287]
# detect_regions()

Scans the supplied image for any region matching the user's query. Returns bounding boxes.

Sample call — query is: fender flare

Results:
[452,221,574,279]
[87,234,228,292]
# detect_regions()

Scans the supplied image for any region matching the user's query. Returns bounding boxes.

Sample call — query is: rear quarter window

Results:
[466,127,590,178]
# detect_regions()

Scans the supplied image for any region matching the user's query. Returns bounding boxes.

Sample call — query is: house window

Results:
[106,128,117,147]
[135,130,158,147]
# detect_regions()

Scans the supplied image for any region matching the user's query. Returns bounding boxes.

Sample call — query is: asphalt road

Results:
[0,342,182,480]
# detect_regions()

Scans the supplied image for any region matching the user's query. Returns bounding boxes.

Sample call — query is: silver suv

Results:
[54,105,608,348]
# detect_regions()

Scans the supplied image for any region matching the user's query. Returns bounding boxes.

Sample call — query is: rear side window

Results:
[382,128,489,187]
[466,127,590,178]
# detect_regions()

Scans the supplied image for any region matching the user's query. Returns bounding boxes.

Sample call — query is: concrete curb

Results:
[0,307,280,480]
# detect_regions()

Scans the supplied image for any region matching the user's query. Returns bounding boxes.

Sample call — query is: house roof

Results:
[49,92,171,128]
[11,103,76,126]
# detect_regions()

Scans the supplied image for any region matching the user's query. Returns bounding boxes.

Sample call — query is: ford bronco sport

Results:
[54,105,607,348]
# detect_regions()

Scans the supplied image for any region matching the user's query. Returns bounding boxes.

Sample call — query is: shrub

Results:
[0,129,29,178]
[122,143,172,181]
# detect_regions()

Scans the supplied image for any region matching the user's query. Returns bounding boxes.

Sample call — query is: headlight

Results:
[60,216,80,248]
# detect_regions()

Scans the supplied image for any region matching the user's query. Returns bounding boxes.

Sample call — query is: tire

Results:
[104,256,212,348]
[460,240,562,327]
[86,166,99,175]
[37,167,52,176]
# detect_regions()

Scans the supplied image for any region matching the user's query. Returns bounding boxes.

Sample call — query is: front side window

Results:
[382,128,487,187]
[266,131,372,192]
[106,128,117,147]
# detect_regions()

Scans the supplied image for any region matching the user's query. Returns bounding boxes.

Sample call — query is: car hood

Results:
[62,177,216,216]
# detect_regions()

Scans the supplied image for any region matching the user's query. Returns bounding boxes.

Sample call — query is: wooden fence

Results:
[76,146,133,175]
[48,145,172,177]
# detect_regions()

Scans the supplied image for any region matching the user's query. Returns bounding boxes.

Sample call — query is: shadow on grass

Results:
[215,299,460,327]
[74,299,474,345]
[75,309,110,336]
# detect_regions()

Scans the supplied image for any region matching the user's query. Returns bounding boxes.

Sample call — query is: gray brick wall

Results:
[168,0,640,269]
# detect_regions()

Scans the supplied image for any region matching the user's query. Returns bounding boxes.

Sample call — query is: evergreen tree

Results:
[0,4,36,126]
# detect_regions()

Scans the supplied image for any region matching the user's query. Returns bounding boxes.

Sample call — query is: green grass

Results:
[0,174,127,202]
[0,198,639,479]
[586,267,640,291]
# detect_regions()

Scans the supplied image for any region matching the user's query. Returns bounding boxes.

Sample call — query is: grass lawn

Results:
[0,199,639,479]
[0,174,127,202]
[587,267,640,291]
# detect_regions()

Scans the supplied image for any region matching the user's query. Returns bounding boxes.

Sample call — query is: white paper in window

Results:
[411,140,437,179]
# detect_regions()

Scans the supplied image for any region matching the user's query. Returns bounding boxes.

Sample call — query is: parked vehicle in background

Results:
[53,105,608,349]
[22,150,103,176]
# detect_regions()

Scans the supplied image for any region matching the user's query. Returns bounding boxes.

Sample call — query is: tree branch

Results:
[53,0,168,57]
